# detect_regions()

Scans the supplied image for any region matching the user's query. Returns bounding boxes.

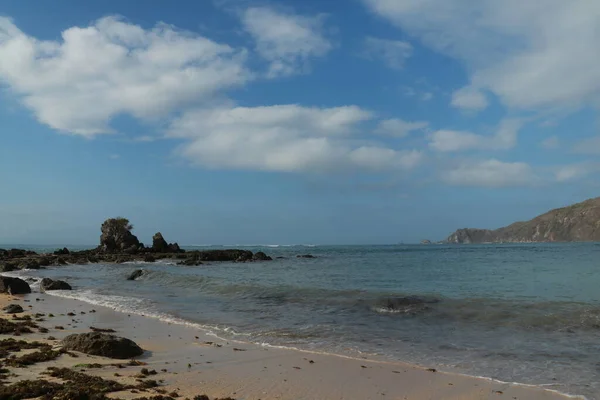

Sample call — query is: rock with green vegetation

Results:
[446,197,600,243]
[99,217,142,253]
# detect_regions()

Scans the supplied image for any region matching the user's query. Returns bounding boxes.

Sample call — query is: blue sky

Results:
[1,0,599,245]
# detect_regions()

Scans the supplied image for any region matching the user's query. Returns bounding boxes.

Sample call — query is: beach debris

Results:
[67,312,76,316]
[3,304,24,314]
[293,366,301,370]
[232,348,246,352]
[361,365,367,369]
[0,276,31,294]
[40,278,72,291]
[54,326,65,330]
[427,368,437,373]
[494,390,504,395]
[62,332,144,359]
[127,269,146,281]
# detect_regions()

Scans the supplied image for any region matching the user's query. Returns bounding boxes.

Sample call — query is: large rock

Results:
[0,276,31,294]
[151,232,169,253]
[62,332,144,359]
[99,218,141,253]
[3,304,24,314]
[152,232,181,253]
[40,278,72,291]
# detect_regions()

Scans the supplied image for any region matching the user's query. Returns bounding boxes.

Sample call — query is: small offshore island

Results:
[1,217,273,274]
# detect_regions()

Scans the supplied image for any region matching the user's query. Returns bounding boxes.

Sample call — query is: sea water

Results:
[4,243,600,398]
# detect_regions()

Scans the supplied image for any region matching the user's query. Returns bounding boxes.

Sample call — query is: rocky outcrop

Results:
[99,218,142,253]
[151,232,181,253]
[62,332,144,359]
[0,276,31,294]
[0,218,272,272]
[40,278,72,291]
[297,254,315,259]
[446,197,600,243]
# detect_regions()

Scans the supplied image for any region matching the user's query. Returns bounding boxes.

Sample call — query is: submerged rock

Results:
[3,304,24,314]
[126,269,145,281]
[0,276,31,294]
[378,296,440,314]
[40,278,72,291]
[297,254,316,259]
[62,332,144,359]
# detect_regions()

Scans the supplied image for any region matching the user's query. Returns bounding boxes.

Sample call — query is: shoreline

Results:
[0,290,584,400]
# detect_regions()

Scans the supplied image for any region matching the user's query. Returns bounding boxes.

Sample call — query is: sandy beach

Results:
[0,291,580,400]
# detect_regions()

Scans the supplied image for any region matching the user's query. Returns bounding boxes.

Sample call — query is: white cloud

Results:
[555,164,590,182]
[0,16,250,136]
[241,7,332,78]
[363,36,412,70]
[168,104,422,173]
[375,118,428,137]
[443,159,537,187]
[451,87,488,110]
[572,136,600,155]
[540,135,559,149]
[429,119,523,152]
[362,0,600,113]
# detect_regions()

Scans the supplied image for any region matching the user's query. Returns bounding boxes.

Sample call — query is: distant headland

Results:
[445,197,600,244]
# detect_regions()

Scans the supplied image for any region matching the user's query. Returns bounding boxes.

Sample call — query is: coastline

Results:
[0,292,583,400]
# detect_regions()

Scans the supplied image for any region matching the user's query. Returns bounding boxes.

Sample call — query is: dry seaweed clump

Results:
[0,338,50,358]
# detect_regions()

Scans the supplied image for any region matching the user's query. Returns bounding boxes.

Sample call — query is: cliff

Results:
[446,197,600,243]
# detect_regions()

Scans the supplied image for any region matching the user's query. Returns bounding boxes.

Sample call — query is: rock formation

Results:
[99,217,142,253]
[151,232,181,253]
[62,332,144,359]
[446,197,600,243]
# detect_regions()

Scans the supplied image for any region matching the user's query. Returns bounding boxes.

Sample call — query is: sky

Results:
[1,0,599,245]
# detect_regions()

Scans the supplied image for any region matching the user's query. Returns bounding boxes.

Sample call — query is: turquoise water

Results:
[5,243,600,398]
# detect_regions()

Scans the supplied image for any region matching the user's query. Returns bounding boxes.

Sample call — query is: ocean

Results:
[3,243,599,398]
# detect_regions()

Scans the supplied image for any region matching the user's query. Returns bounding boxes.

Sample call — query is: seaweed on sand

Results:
[0,318,37,335]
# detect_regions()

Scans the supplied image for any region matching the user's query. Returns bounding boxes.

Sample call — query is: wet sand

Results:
[0,293,582,400]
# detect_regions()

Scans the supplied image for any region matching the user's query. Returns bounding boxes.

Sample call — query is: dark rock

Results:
[99,217,141,253]
[38,257,51,267]
[0,262,18,272]
[152,232,182,253]
[62,332,144,359]
[3,304,24,313]
[127,269,145,281]
[253,251,273,261]
[54,247,70,255]
[297,254,315,259]
[143,254,156,263]
[20,260,40,270]
[190,249,253,262]
[152,232,169,253]
[0,276,31,294]
[40,278,72,291]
